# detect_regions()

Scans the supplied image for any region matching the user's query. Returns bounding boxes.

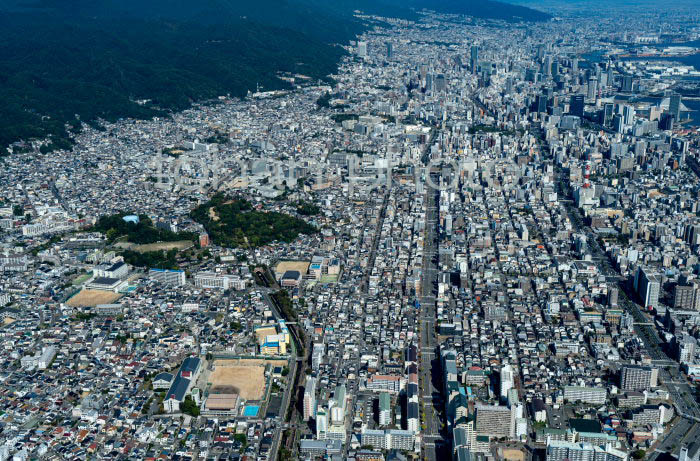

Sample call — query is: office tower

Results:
[544,55,553,77]
[303,376,317,421]
[505,76,513,94]
[613,114,624,133]
[660,112,675,131]
[621,365,658,391]
[634,267,661,309]
[552,59,559,78]
[670,92,682,120]
[622,75,634,92]
[435,74,447,92]
[572,57,579,74]
[500,364,514,402]
[536,44,545,60]
[603,103,615,126]
[622,105,635,125]
[608,287,619,307]
[525,68,537,82]
[606,65,614,88]
[536,94,548,114]
[386,41,393,59]
[587,77,598,100]
[471,45,478,73]
[357,41,368,57]
[684,224,700,246]
[570,95,585,118]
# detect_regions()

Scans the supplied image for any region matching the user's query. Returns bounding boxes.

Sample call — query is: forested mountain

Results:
[0,0,549,152]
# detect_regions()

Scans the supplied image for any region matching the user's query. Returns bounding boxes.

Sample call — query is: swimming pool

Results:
[243,405,259,417]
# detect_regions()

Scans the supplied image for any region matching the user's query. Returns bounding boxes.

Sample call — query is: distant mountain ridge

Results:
[0,0,550,152]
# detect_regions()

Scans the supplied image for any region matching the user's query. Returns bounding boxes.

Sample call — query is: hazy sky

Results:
[507,0,700,18]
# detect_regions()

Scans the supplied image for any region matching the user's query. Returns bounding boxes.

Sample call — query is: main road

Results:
[419,170,447,461]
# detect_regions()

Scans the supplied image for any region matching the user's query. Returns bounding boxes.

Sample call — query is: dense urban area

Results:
[2,2,700,461]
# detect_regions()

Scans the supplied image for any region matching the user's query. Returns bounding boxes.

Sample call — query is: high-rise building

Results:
[386,42,393,59]
[435,74,447,92]
[603,103,615,126]
[316,407,328,439]
[622,105,635,126]
[470,45,478,73]
[303,376,317,421]
[505,77,513,94]
[622,75,634,93]
[634,267,661,309]
[620,365,658,391]
[475,403,515,439]
[613,114,624,133]
[357,41,368,57]
[673,333,697,363]
[570,95,585,118]
[500,364,514,402]
[670,92,682,120]
[674,284,697,310]
[536,44,545,60]
[544,55,553,77]
[660,112,675,131]
[587,77,598,100]
[378,392,391,426]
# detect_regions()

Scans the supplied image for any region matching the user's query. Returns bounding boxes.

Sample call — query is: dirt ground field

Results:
[67,289,122,308]
[210,364,266,400]
[274,260,310,277]
[131,240,193,253]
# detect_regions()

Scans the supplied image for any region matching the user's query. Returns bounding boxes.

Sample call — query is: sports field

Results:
[131,240,193,253]
[210,364,266,400]
[274,260,310,277]
[67,289,121,307]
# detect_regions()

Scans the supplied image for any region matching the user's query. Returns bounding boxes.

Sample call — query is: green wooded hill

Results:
[0,0,549,152]
[190,195,317,248]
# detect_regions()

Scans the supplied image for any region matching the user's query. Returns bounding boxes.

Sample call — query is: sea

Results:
[582,41,700,126]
